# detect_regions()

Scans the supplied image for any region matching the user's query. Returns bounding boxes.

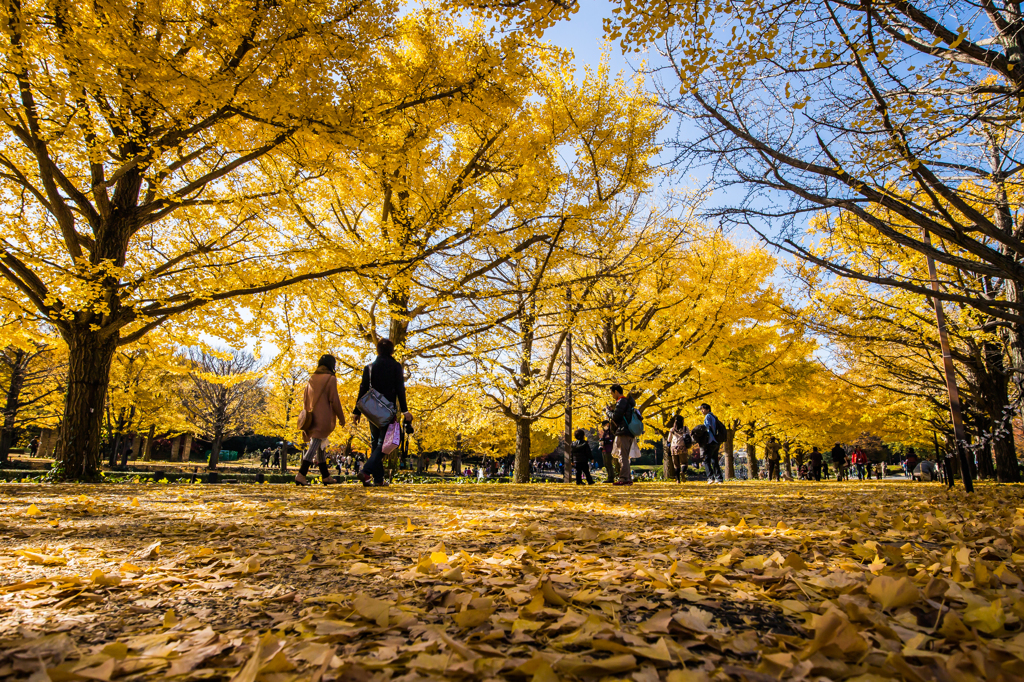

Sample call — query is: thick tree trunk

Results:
[513,417,531,483]
[142,423,155,461]
[968,412,995,480]
[747,442,759,480]
[663,436,676,480]
[209,428,223,470]
[416,438,426,474]
[983,342,1020,482]
[0,348,26,465]
[453,434,463,476]
[783,442,792,478]
[55,331,118,481]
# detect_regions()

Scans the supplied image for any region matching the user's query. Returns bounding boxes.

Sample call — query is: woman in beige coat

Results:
[295,354,347,486]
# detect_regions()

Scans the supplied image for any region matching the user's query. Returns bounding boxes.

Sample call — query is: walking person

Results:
[571,429,594,485]
[852,447,867,480]
[29,436,39,458]
[699,403,725,484]
[609,384,637,486]
[903,447,920,479]
[765,436,781,481]
[667,415,691,483]
[831,443,847,481]
[353,338,412,487]
[809,446,822,481]
[295,354,346,486]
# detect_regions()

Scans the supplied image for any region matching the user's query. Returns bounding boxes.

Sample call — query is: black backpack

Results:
[691,424,710,446]
[711,416,727,444]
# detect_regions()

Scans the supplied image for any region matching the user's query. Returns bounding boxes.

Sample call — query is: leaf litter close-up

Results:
[1,481,1023,681]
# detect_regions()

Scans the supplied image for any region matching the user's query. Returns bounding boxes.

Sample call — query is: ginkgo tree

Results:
[0,0,579,480]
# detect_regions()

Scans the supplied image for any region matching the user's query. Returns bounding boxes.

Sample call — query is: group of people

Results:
[295,346,943,488]
[257,445,285,468]
[296,338,411,487]
[590,392,727,486]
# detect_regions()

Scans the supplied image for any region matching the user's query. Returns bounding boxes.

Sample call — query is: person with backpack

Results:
[699,403,725,484]
[765,436,781,481]
[667,415,691,482]
[353,338,412,487]
[571,429,595,485]
[295,354,346,486]
[609,384,638,486]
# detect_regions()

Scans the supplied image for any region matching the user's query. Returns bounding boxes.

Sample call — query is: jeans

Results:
[360,422,388,485]
[856,463,866,480]
[768,459,780,481]
[703,442,723,482]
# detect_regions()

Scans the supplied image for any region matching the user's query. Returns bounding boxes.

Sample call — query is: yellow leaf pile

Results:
[1,481,1023,680]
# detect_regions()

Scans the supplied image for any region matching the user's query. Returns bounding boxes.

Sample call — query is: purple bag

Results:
[382,421,402,455]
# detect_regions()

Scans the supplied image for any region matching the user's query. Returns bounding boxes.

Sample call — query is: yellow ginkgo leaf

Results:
[867,575,920,610]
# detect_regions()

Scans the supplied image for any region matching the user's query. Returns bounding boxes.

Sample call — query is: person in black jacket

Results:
[571,429,594,485]
[609,384,636,486]
[830,443,847,481]
[352,338,412,486]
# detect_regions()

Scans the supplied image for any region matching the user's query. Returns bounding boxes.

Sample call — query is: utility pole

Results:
[564,287,573,484]
[924,230,974,492]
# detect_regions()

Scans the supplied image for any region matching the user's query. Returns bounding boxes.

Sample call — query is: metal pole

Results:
[563,287,573,484]
[923,230,974,492]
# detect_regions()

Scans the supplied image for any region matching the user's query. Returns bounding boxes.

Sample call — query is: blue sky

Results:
[542,2,633,77]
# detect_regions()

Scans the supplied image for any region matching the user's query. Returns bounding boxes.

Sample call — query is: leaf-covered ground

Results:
[1,481,1023,682]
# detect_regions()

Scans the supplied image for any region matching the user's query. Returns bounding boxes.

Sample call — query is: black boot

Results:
[295,460,312,486]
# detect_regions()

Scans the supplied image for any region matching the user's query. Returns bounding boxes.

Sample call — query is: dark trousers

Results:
[856,464,866,480]
[811,463,821,481]
[601,448,616,482]
[703,442,723,482]
[360,422,388,485]
[575,457,594,485]
[768,459,780,481]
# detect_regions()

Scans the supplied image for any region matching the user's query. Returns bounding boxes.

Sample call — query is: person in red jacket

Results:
[852,447,868,480]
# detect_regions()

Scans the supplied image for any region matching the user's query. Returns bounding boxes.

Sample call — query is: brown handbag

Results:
[296,377,330,434]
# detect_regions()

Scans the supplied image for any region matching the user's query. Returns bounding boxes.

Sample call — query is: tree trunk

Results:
[747,442,759,480]
[983,341,1020,482]
[416,437,426,474]
[974,414,993,479]
[513,417,531,483]
[54,330,118,481]
[663,436,676,480]
[783,442,792,478]
[120,430,135,467]
[209,428,223,470]
[723,420,737,480]
[453,435,463,476]
[142,424,155,461]
[182,433,193,463]
[0,348,26,466]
